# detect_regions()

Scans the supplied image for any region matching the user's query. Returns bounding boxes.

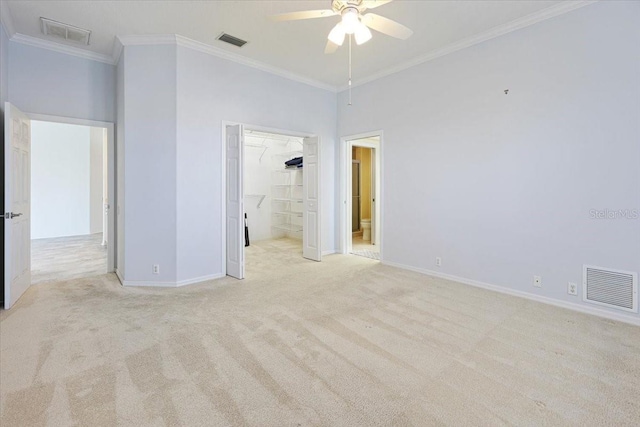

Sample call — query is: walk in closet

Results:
[243,130,304,246]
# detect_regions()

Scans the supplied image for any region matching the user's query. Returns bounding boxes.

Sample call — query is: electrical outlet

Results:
[568,282,578,296]
[533,275,542,288]
[153,264,160,275]
[435,257,442,267]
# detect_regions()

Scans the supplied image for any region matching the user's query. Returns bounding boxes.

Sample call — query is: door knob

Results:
[3,212,22,219]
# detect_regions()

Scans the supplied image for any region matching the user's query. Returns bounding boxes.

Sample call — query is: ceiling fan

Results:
[270,0,413,54]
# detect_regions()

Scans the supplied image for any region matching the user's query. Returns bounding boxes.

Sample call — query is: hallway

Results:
[31,233,107,284]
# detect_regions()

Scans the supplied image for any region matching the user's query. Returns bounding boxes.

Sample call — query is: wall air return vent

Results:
[217,33,248,48]
[583,265,638,313]
[40,17,91,45]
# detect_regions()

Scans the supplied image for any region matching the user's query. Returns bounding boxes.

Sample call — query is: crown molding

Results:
[0,0,16,37]
[339,0,598,91]
[111,36,123,64]
[116,34,337,92]
[10,33,115,64]
[116,34,178,46]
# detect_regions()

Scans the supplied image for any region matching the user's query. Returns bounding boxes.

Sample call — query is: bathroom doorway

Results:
[341,133,382,261]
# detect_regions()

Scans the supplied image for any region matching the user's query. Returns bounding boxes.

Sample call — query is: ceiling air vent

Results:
[583,265,638,313]
[40,17,91,45]
[217,33,248,48]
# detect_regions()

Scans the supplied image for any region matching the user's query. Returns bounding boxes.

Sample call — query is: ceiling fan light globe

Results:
[341,8,360,34]
[328,23,346,46]
[354,23,372,45]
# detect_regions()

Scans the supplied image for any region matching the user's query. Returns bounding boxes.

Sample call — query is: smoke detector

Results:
[40,17,91,45]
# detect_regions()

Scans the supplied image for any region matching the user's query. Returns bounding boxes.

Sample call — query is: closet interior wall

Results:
[244,131,304,243]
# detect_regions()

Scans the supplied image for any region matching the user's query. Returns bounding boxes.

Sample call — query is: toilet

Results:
[361,219,371,241]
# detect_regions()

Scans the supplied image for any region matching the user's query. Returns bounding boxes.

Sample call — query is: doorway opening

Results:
[3,105,115,309]
[30,120,110,284]
[342,133,382,261]
[224,123,321,280]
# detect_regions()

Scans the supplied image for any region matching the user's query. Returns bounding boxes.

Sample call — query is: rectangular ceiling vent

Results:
[583,265,638,313]
[217,33,248,48]
[40,17,91,46]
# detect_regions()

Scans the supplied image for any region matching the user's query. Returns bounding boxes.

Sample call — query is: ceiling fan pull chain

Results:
[348,34,353,106]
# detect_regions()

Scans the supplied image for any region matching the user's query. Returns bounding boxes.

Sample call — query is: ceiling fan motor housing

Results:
[332,0,365,14]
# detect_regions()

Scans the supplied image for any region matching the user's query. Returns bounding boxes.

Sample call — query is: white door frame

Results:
[28,113,116,272]
[341,131,383,258]
[221,121,319,275]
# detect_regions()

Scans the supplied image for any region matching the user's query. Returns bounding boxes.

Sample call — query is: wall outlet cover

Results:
[533,275,542,288]
[436,257,442,267]
[568,282,578,296]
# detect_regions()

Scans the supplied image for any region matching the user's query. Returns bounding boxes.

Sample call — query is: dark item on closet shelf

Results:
[244,213,250,247]
[284,156,303,167]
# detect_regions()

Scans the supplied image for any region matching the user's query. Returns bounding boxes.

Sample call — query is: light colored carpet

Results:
[1,238,639,426]
[31,233,107,285]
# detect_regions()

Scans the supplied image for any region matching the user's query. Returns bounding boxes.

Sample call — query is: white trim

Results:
[28,113,113,129]
[383,260,640,327]
[122,273,225,288]
[177,273,225,287]
[115,268,124,285]
[28,113,117,274]
[117,34,336,92]
[10,33,115,65]
[340,131,383,261]
[122,280,178,288]
[322,249,337,256]
[0,1,16,38]
[339,0,598,91]
[111,37,123,64]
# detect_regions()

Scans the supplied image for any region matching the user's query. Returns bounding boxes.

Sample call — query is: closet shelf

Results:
[273,211,303,217]
[273,150,303,157]
[272,197,303,203]
[273,168,303,173]
[272,224,303,233]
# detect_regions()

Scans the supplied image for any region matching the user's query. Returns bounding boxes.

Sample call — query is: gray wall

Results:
[175,45,337,282]
[338,1,640,320]
[116,42,337,284]
[0,23,8,111]
[119,45,178,283]
[8,42,115,122]
[116,53,126,277]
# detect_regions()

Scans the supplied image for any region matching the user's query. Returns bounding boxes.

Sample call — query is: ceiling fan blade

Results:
[361,0,394,10]
[362,13,413,40]
[325,40,340,54]
[269,9,337,22]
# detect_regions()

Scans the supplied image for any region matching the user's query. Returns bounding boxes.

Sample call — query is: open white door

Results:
[226,124,245,279]
[302,136,321,261]
[4,103,31,309]
[370,148,376,245]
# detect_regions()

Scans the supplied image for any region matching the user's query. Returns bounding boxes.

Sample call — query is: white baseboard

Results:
[121,273,225,288]
[322,249,337,256]
[115,269,124,285]
[382,260,640,327]
[176,273,225,287]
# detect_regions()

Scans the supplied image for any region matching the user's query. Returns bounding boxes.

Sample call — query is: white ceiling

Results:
[4,0,588,89]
